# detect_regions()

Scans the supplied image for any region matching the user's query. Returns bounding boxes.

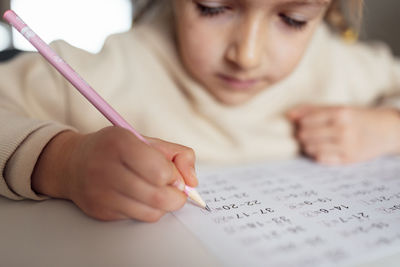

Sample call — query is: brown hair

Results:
[325,0,364,35]
[132,0,159,23]
[133,0,364,34]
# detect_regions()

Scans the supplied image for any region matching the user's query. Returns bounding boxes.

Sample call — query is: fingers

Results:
[76,166,185,221]
[111,127,198,190]
[172,150,198,187]
[296,123,344,165]
[303,142,337,156]
[297,126,338,144]
[148,137,198,187]
[73,187,165,222]
[119,132,198,189]
[289,106,353,127]
[291,106,369,165]
[289,106,351,165]
[116,167,187,212]
[68,127,193,223]
[109,131,192,212]
[111,193,167,223]
[297,111,333,127]
[302,142,342,164]
[287,105,316,121]
[119,133,177,187]
[289,106,338,127]
[316,154,343,165]
[73,160,185,222]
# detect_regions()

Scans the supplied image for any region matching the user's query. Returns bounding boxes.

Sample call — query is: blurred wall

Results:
[0,0,399,55]
[361,0,400,56]
[0,0,10,15]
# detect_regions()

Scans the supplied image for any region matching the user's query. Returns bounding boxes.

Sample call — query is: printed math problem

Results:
[175,157,400,267]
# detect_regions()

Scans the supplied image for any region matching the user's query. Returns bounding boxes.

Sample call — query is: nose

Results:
[225,14,265,70]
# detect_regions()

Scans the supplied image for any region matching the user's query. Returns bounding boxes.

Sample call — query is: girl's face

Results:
[173,0,331,105]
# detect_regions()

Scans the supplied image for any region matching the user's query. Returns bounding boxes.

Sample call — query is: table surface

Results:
[1,197,400,267]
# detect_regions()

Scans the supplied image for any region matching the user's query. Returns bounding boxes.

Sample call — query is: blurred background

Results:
[0,0,399,56]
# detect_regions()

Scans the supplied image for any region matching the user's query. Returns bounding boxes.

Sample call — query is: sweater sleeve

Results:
[0,47,75,200]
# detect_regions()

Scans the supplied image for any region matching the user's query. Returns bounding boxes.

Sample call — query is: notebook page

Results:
[173,157,400,267]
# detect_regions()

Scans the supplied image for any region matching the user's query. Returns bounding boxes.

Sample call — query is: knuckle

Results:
[184,147,196,162]
[99,127,133,153]
[336,126,353,145]
[150,190,166,208]
[152,165,173,186]
[105,134,125,151]
[334,107,352,124]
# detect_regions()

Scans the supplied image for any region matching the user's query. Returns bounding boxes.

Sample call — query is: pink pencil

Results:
[3,10,207,209]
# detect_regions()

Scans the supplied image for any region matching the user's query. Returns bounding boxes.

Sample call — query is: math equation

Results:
[174,157,400,267]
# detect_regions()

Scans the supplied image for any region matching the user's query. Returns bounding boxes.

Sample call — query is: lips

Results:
[218,74,261,91]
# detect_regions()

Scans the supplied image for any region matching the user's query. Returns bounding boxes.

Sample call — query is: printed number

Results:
[246,200,261,206]
[222,204,239,210]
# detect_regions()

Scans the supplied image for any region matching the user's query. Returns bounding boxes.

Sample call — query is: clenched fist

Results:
[288,105,400,165]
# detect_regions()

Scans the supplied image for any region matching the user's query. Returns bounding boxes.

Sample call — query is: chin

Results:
[214,93,255,106]
[212,84,269,106]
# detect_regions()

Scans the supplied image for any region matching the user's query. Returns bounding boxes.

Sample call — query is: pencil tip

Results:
[205,205,211,212]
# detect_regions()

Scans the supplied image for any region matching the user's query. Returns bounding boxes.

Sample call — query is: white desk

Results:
[0,198,221,267]
[1,197,399,267]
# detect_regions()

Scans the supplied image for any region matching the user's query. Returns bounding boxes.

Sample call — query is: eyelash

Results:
[195,3,228,17]
[195,2,308,31]
[279,14,307,30]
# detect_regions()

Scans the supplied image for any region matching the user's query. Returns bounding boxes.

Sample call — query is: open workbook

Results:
[174,157,400,267]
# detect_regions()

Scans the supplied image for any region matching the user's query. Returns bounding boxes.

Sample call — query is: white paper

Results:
[173,157,400,267]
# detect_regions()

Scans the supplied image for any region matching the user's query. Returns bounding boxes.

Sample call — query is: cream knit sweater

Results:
[0,9,399,200]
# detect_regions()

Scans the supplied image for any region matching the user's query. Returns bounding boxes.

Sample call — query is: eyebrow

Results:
[281,0,331,6]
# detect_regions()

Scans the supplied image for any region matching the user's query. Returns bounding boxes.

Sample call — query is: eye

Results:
[195,2,229,17]
[279,13,307,30]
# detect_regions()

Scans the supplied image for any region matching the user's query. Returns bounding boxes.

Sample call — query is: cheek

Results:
[273,40,306,78]
[267,27,317,82]
[177,22,224,77]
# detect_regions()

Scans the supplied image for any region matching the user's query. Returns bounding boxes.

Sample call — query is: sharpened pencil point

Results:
[205,205,211,212]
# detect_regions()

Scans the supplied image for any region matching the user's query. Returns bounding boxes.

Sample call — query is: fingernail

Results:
[173,179,186,191]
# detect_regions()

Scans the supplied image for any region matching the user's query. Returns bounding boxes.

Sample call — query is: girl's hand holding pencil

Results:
[32,127,198,222]
[3,10,207,221]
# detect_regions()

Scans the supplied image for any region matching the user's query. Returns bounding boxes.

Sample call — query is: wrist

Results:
[32,130,82,200]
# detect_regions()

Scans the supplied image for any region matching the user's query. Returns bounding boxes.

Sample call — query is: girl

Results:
[0,0,399,222]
